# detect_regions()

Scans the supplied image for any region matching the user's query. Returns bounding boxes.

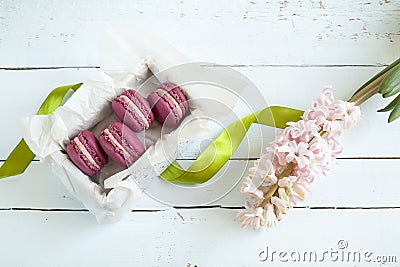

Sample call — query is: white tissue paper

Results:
[18,25,258,223]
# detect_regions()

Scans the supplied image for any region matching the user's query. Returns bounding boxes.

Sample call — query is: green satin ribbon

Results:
[0,83,82,179]
[0,83,303,185]
[160,106,303,184]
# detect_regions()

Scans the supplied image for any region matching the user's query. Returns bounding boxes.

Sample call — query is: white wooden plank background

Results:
[0,0,399,266]
[0,0,399,66]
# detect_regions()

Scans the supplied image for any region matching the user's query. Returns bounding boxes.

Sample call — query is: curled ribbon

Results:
[160,106,303,184]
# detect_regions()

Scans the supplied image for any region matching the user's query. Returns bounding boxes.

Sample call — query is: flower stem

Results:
[259,130,328,208]
[261,184,278,206]
[309,131,327,146]
[348,73,386,105]
[258,65,392,209]
[260,162,295,207]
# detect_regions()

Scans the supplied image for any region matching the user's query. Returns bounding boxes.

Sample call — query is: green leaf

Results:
[383,88,400,98]
[388,101,400,123]
[379,64,400,98]
[352,58,400,97]
[378,94,400,112]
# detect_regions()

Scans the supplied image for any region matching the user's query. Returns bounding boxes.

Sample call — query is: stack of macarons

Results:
[66,82,189,177]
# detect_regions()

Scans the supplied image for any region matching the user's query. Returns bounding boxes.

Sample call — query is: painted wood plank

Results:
[1,159,398,209]
[0,208,399,266]
[221,159,400,208]
[0,68,97,160]
[0,0,399,67]
[0,67,398,161]
[232,66,400,158]
[1,2,399,266]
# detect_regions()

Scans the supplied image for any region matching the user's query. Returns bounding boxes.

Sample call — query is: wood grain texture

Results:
[1,159,398,209]
[0,209,399,266]
[1,1,400,266]
[0,0,399,67]
[0,67,398,160]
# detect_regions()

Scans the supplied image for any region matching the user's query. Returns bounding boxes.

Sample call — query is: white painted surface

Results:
[0,0,399,266]
[1,209,399,266]
[0,159,399,209]
[1,68,399,159]
[0,0,399,66]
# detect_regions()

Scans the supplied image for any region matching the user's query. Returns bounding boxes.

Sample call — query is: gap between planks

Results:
[1,157,399,162]
[0,63,389,70]
[1,206,400,213]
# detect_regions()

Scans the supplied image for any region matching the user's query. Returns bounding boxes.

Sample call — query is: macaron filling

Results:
[156,88,183,118]
[119,95,149,128]
[74,136,101,170]
[169,88,188,114]
[103,128,135,164]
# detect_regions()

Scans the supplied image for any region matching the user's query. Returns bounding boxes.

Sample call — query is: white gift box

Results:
[18,26,261,223]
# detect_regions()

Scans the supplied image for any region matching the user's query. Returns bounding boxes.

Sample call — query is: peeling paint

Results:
[1,0,399,66]
[177,212,185,222]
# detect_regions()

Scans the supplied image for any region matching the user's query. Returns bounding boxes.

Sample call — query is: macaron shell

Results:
[124,90,154,123]
[115,122,146,159]
[112,100,141,132]
[112,89,154,132]
[99,133,129,167]
[148,91,178,127]
[80,130,108,166]
[99,122,145,167]
[66,143,96,176]
[148,83,188,127]
[168,86,189,115]
[66,130,108,176]
[159,83,189,115]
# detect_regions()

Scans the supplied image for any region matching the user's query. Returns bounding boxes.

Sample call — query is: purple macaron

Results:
[112,89,154,132]
[99,122,145,167]
[147,82,189,127]
[66,130,108,176]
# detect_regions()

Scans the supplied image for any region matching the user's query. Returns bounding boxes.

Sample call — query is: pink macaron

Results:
[99,122,145,167]
[147,82,189,127]
[66,130,108,176]
[112,89,154,132]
